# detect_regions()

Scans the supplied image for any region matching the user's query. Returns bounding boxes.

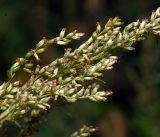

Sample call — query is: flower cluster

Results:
[71,125,97,137]
[0,7,160,137]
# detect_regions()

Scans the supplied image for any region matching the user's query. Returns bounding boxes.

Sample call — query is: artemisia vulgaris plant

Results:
[0,7,160,137]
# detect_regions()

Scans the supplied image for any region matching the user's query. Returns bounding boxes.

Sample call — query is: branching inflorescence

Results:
[0,7,160,137]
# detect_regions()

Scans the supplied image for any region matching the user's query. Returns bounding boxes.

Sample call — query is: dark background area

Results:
[0,0,160,137]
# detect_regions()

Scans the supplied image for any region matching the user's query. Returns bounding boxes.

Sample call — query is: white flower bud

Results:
[94,95,106,101]
[56,40,68,45]
[89,66,97,73]
[76,87,84,97]
[34,53,40,61]
[81,133,90,136]
[151,12,156,21]
[155,8,160,16]
[36,39,45,49]
[96,22,101,33]
[140,20,147,29]
[88,96,97,102]
[68,88,75,94]
[42,103,51,108]
[20,110,26,115]
[28,101,36,104]
[59,28,66,38]
[97,35,104,40]
[53,67,59,76]
[65,97,77,102]
[37,104,47,110]
[84,77,93,80]
[139,20,146,29]
[66,30,77,38]
[95,92,106,97]
[40,97,51,103]
[107,66,113,70]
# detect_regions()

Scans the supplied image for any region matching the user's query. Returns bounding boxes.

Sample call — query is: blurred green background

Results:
[0,0,160,137]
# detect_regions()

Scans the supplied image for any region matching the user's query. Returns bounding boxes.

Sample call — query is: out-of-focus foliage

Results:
[0,0,160,137]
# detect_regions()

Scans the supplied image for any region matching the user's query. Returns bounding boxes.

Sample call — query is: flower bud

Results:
[36,39,45,49]
[59,28,66,38]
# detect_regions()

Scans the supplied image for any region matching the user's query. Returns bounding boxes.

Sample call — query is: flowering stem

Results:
[0,7,160,137]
